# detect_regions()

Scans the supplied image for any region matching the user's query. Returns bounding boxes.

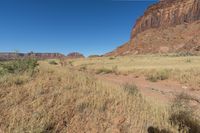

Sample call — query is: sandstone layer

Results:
[107,0,200,56]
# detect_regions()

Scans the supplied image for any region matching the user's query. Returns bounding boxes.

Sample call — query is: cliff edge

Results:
[107,0,200,56]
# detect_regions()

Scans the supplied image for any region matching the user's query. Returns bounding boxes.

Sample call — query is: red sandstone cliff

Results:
[107,0,200,56]
[132,0,200,38]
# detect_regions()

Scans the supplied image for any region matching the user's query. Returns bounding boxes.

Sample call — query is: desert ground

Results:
[0,54,200,133]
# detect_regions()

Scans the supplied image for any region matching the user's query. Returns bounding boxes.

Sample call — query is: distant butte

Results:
[0,52,65,61]
[66,52,85,59]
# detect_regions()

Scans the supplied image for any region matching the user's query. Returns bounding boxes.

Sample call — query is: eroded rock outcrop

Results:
[132,0,200,38]
[107,0,200,56]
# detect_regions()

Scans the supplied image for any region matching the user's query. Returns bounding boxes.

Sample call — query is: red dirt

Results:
[96,74,200,104]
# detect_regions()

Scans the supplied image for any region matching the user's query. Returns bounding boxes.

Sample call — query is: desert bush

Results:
[0,59,38,86]
[169,52,195,57]
[185,58,191,63]
[88,55,101,58]
[0,59,38,76]
[147,74,158,82]
[96,68,112,74]
[147,126,172,133]
[14,78,24,85]
[77,102,90,113]
[169,93,200,133]
[163,52,193,57]
[96,66,119,75]
[146,70,169,82]
[109,57,115,60]
[79,65,87,71]
[68,61,73,66]
[0,74,30,87]
[0,65,6,76]
[123,84,139,96]
[49,60,58,65]
[112,65,119,75]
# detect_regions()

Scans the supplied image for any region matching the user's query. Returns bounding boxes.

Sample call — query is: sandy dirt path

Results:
[96,73,200,104]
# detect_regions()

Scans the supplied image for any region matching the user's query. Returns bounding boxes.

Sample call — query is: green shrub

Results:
[79,65,87,71]
[171,52,195,57]
[185,58,191,63]
[123,84,139,96]
[147,75,158,82]
[109,57,115,60]
[14,78,24,85]
[0,59,38,76]
[48,60,58,65]
[96,68,112,74]
[88,55,100,58]
[0,66,6,76]
[68,61,73,66]
[96,66,119,75]
[146,70,169,82]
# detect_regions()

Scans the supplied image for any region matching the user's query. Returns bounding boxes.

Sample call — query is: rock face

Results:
[132,0,200,38]
[66,52,85,59]
[0,52,65,61]
[107,0,200,56]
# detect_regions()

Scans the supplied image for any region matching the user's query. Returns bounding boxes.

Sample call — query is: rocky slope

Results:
[107,0,200,56]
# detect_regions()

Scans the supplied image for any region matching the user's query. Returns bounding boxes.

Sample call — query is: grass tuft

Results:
[146,70,169,82]
[169,93,200,133]
[123,84,139,96]
[49,60,58,65]
[96,68,113,74]
[109,57,115,60]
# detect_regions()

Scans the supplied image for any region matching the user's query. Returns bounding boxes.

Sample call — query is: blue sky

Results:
[0,0,157,56]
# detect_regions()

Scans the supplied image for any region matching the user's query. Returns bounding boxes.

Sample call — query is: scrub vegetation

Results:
[0,57,200,133]
[69,55,200,87]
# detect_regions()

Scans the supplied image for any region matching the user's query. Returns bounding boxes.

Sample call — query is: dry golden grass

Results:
[0,61,182,133]
[69,55,200,88]
[1,60,200,133]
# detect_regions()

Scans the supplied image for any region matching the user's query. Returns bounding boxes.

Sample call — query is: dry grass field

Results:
[69,54,200,89]
[0,57,200,133]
